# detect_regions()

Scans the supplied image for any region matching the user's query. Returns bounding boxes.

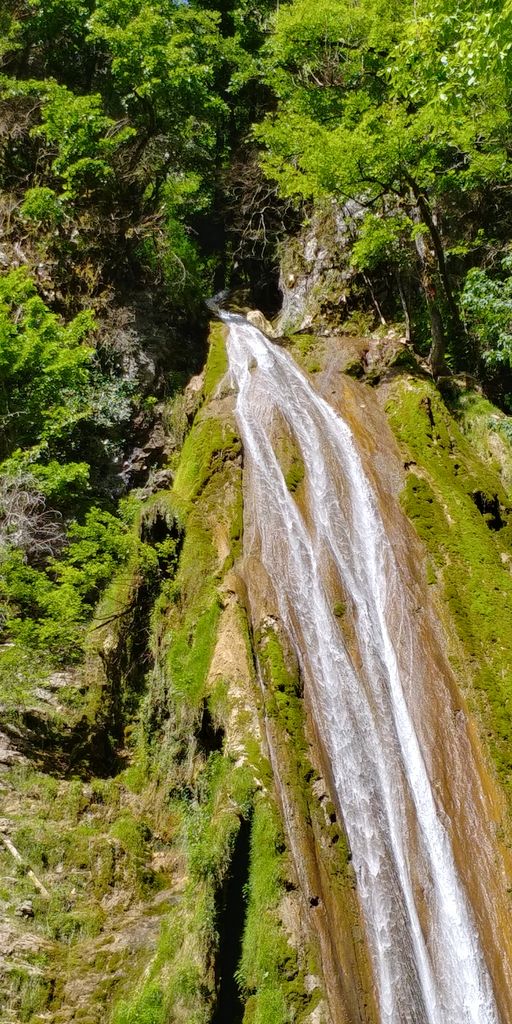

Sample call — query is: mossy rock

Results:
[386,375,512,791]
[344,358,365,379]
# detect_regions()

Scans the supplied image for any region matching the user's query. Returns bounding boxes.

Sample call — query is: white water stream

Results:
[223,312,500,1024]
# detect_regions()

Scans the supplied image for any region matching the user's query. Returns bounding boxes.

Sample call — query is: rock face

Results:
[277,200,363,333]
[3,317,512,1024]
[245,308,277,338]
[0,727,27,767]
[0,324,337,1024]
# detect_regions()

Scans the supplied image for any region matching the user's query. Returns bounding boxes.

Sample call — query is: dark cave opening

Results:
[211,815,251,1024]
[197,700,225,756]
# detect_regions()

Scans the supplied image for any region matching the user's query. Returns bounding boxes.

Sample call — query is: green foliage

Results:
[0,505,135,663]
[20,186,64,225]
[351,214,412,272]
[87,1,228,134]
[259,0,512,204]
[0,269,93,457]
[257,0,512,370]
[461,257,512,368]
[54,508,133,603]
[0,0,267,317]
[32,82,135,193]
[0,267,136,501]
[237,800,295,1024]
[32,461,91,504]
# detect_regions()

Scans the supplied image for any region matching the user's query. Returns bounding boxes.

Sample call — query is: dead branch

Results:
[0,830,51,898]
[0,472,64,561]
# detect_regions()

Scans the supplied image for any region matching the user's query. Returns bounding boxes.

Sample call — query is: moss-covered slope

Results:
[383,375,512,798]
[0,323,350,1024]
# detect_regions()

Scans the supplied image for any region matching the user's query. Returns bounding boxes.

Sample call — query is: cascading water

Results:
[222,311,502,1024]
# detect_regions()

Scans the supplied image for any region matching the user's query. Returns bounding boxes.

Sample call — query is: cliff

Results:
[3,279,512,1020]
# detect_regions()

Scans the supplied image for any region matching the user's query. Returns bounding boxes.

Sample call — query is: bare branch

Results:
[0,472,64,562]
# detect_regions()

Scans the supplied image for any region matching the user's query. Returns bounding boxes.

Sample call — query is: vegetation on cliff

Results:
[256,0,512,383]
[3,1,512,1022]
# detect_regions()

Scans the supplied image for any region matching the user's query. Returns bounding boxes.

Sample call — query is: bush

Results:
[0,505,136,662]
[20,187,63,226]
[461,255,512,369]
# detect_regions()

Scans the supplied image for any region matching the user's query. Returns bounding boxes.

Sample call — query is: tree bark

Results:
[396,271,411,344]
[425,286,447,378]
[404,170,466,371]
[403,173,457,307]
[362,273,386,326]
[412,213,448,377]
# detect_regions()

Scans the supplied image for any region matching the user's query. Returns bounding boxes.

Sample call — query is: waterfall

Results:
[223,311,500,1024]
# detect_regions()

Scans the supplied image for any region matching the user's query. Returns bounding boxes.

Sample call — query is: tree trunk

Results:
[404,170,466,367]
[396,271,412,344]
[362,273,386,326]
[425,289,447,378]
[412,214,448,377]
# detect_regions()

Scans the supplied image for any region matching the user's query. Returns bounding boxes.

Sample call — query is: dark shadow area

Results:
[0,710,112,779]
[471,490,506,531]
[212,815,251,1024]
[196,700,225,756]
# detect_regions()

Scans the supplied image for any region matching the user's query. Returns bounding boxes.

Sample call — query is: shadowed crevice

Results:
[212,815,251,1024]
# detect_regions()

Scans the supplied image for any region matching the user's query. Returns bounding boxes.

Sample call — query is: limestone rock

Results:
[246,309,277,338]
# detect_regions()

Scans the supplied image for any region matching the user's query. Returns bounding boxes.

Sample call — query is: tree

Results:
[256,0,512,374]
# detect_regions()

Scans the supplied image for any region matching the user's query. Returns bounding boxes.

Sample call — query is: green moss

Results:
[111,756,256,1024]
[286,333,319,372]
[9,967,52,1022]
[186,754,254,885]
[290,334,316,357]
[203,322,228,399]
[158,402,242,718]
[163,501,222,711]
[344,358,365,379]
[387,345,420,372]
[271,426,306,499]
[238,800,296,1024]
[229,477,244,560]
[344,310,374,336]
[110,388,260,1024]
[173,415,240,511]
[238,798,318,1024]
[1,338,249,1024]
[257,624,354,876]
[285,455,305,493]
[448,388,512,491]
[257,627,306,762]
[112,983,164,1024]
[110,814,157,894]
[386,377,512,788]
